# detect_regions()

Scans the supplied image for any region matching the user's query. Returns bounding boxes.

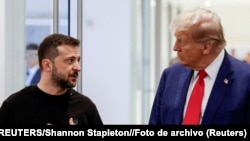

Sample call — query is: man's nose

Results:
[73,62,81,72]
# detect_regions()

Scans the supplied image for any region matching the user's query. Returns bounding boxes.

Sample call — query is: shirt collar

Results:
[206,50,224,80]
[193,50,225,79]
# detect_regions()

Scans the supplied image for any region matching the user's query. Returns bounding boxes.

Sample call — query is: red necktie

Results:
[183,70,207,125]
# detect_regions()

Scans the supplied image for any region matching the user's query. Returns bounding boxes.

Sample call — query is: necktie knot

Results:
[198,70,207,79]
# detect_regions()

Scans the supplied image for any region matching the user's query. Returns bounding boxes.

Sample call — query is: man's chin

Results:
[69,82,77,88]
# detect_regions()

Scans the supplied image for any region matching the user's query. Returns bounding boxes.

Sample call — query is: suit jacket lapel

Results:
[201,53,233,124]
[174,68,193,124]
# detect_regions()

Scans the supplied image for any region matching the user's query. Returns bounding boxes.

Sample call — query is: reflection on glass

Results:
[25,43,40,86]
[25,0,69,85]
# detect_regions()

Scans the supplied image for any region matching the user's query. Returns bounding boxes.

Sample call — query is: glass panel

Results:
[25,0,69,86]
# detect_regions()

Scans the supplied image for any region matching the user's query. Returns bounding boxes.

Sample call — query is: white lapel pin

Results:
[224,78,229,84]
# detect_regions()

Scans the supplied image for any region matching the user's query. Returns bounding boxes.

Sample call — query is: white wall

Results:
[0,0,26,105]
[82,0,132,124]
[0,0,6,105]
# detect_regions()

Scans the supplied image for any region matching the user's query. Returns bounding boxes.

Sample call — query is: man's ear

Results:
[41,59,52,72]
[203,42,213,54]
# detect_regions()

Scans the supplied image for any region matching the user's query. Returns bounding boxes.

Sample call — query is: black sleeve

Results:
[0,101,12,125]
[87,104,103,125]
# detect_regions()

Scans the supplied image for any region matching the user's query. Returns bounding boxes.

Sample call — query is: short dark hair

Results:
[26,43,39,50]
[38,33,80,69]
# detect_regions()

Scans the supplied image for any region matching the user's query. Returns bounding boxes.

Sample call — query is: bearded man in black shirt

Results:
[0,33,103,125]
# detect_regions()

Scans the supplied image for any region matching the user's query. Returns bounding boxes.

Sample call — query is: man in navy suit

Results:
[149,8,250,125]
[25,43,41,86]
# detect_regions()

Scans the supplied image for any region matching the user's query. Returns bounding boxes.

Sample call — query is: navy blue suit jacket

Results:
[149,50,250,125]
[30,69,41,86]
